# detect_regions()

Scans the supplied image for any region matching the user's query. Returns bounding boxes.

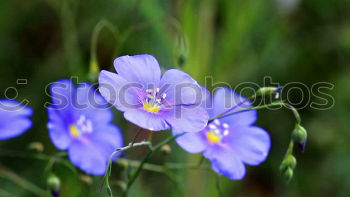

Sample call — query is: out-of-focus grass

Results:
[0,0,350,196]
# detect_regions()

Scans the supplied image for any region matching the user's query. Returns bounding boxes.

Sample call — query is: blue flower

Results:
[0,100,32,140]
[99,54,208,132]
[47,79,123,176]
[173,87,271,180]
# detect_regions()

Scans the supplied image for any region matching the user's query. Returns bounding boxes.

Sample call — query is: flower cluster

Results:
[98,54,271,180]
[1,54,273,180]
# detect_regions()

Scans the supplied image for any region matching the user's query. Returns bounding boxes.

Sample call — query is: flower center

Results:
[143,103,161,113]
[143,88,166,114]
[205,119,230,144]
[69,115,93,138]
[69,125,80,137]
[206,132,221,144]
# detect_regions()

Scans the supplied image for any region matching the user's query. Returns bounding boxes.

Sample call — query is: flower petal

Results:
[173,130,207,154]
[47,107,72,150]
[0,117,32,140]
[0,100,33,117]
[199,86,212,112]
[124,109,170,131]
[160,69,203,105]
[89,124,124,151]
[68,125,122,176]
[226,126,271,166]
[68,140,107,176]
[49,79,75,111]
[77,83,113,124]
[99,70,141,112]
[163,105,208,132]
[211,87,257,126]
[204,145,246,180]
[0,100,32,140]
[114,54,161,88]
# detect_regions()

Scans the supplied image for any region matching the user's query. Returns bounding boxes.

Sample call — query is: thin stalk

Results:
[123,133,185,196]
[104,141,152,197]
[210,100,285,121]
[283,103,301,124]
[89,19,119,82]
[0,151,76,174]
[115,158,210,173]
[216,175,224,197]
[60,0,83,77]
[0,164,48,196]
[286,141,294,156]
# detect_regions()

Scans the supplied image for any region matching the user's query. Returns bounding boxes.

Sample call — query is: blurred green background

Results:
[0,0,348,196]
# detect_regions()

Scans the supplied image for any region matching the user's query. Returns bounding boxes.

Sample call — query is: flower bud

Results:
[161,144,171,155]
[255,86,283,97]
[292,124,307,151]
[80,175,93,185]
[178,53,187,67]
[28,142,44,152]
[284,167,294,182]
[47,174,60,197]
[88,59,99,82]
[280,155,297,171]
[175,33,188,67]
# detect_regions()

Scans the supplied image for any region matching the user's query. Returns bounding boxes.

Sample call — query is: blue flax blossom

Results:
[174,87,271,180]
[47,80,123,175]
[99,54,208,132]
[0,100,32,140]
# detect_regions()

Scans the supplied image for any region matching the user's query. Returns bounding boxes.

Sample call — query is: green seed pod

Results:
[284,167,294,182]
[280,155,297,172]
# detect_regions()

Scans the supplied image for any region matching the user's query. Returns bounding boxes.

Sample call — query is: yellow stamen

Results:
[143,103,161,113]
[206,132,221,144]
[69,125,80,137]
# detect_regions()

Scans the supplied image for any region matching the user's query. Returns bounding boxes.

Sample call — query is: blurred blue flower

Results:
[0,100,32,140]
[47,79,123,176]
[174,87,271,180]
[99,54,208,132]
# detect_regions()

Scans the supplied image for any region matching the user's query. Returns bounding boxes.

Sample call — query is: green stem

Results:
[115,158,210,173]
[210,100,285,121]
[0,151,76,175]
[89,19,119,82]
[286,141,294,156]
[61,0,83,77]
[216,175,224,197]
[0,188,11,196]
[0,164,49,196]
[283,103,301,124]
[123,133,184,196]
[105,141,152,197]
